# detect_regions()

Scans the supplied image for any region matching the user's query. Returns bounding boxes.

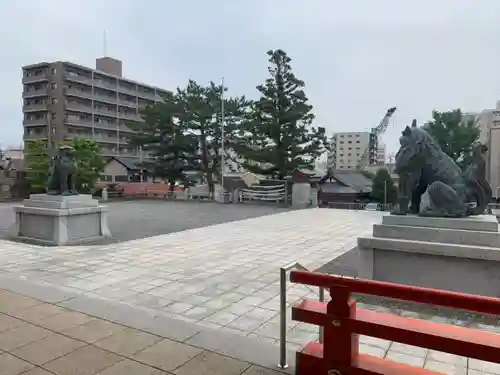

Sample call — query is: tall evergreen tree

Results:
[128,96,199,191]
[176,80,249,192]
[422,109,480,169]
[236,49,327,179]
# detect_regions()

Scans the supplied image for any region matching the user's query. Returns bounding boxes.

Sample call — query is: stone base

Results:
[357,214,500,297]
[14,194,111,246]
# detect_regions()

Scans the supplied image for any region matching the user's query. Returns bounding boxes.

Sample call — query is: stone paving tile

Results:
[94,358,168,375]
[132,339,203,372]
[0,323,52,351]
[173,351,251,375]
[10,332,86,365]
[14,303,68,323]
[61,319,125,344]
[36,311,94,332]
[42,345,123,375]
[241,366,286,375]
[0,314,25,333]
[0,351,34,375]
[20,368,55,375]
[93,328,162,357]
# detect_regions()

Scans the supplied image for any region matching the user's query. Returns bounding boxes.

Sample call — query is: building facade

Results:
[22,57,170,160]
[327,131,385,170]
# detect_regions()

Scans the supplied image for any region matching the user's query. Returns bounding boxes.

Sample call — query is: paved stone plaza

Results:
[0,207,499,373]
[0,200,291,244]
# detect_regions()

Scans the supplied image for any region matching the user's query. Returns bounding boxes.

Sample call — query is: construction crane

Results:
[356,107,397,170]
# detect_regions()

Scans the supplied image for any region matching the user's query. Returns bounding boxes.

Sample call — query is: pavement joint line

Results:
[0,279,293,374]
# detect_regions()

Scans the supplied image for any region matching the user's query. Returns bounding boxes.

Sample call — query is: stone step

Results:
[358,235,500,261]
[382,214,499,233]
[373,224,500,248]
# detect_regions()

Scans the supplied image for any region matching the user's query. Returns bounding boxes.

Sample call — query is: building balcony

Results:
[22,75,48,84]
[93,122,118,131]
[65,133,93,141]
[65,87,93,100]
[118,112,142,122]
[93,79,117,91]
[65,102,93,113]
[22,88,48,98]
[23,119,48,126]
[65,118,93,128]
[117,99,137,109]
[64,72,93,86]
[24,131,48,140]
[94,107,118,118]
[23,104,48,112]
[94,94,117,105]
[94,136,119,144]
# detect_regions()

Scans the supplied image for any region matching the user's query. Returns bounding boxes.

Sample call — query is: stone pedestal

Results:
[357,214,500,297]
[14,194,111,246]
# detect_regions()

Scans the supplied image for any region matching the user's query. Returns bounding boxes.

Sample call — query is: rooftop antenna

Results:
[103,30,107,57]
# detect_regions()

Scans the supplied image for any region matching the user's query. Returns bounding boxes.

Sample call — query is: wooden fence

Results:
[290,270,500,375]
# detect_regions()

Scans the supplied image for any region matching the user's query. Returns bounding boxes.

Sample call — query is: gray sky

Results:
[1,0,499,156]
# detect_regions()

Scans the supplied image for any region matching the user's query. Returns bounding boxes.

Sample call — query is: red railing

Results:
[290,270,500,375]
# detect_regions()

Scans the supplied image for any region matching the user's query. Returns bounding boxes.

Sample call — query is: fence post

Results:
[323,285,358,374]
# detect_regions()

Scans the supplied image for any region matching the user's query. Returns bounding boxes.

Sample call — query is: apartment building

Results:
[327,131,385,170]
[22,57,170,160]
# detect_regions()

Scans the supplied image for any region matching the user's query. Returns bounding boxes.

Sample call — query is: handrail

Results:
[278,262,325,369]
[290,270,500,374]
[290,270,500,315]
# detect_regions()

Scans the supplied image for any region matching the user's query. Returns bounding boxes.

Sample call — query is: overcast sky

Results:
[1,0,499,156]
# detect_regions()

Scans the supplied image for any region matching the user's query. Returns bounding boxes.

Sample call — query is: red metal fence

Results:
[290,270,500,375]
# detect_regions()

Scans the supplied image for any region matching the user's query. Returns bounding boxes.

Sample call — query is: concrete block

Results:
[373,224,500,247]
[382,214,498,232]
[14,194,111,246]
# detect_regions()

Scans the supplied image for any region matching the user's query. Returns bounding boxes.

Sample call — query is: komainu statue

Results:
[392,120,492,217]
[47,145,78,196]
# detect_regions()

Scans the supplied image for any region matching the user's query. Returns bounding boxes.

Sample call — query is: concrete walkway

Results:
[0,289,283,375]
[0,208,499,374]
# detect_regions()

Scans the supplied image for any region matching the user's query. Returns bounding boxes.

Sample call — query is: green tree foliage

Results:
[236,49,327,179]
[128,95,200,191]
[24,139,104,193]
[422,109,480,168]
[371,168,397,204]
[63,138,105,193]
[24,140,50,191]
[176,80,249,192]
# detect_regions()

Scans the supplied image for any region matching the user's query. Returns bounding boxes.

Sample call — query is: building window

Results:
[52,98,57,104]
[51,68,57,75]
[356,134,360,137]
[52,83,57,89]
[347,134,352,137]
[356,140,360,143]
[348,141,352,144]
[340,141,344,144]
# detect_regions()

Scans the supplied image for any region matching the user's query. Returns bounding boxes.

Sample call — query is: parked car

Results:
[365,203,379,211]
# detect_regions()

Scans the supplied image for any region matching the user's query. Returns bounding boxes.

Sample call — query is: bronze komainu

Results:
[47,145,78,196]
[392,120,491,217]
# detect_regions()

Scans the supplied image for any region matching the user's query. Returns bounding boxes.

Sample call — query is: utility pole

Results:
[384,179,387,211]
[220,77,225,189]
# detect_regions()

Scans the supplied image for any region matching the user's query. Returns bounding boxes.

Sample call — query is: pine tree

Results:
[128,96,199,191]
[371,168,397,204]
[236,49,327,179]
[176,80,248,192]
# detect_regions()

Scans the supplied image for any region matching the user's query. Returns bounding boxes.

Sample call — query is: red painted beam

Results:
[351,309,500,363]
[297,343,443,375]
[290,270,500,315]
[291,299,328,326]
